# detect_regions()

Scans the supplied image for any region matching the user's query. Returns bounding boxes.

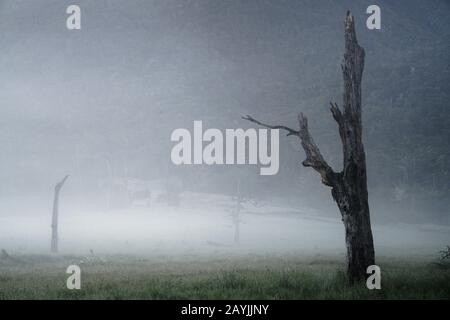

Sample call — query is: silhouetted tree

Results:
[243,12,375,282]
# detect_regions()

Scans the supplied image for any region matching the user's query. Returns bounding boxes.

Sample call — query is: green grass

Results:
[0,253,449,299]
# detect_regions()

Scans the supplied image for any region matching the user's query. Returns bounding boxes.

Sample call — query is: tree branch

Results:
[242,114,337,187]
[330,102,343,125]
[330,102,346,141]
[241,115,299,137]
[297,113,337,186]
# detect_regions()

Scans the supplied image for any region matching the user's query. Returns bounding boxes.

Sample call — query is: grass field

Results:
[1,193,449,299]
[1,253,449,299]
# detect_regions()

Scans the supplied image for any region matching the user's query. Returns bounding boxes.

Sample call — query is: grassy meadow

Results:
[0,253,449,300]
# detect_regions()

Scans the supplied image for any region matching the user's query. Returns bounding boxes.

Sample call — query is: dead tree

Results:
[229,177,260,245]
[51,175,69,253]
[232,178,243,244]
[243,12,375,282]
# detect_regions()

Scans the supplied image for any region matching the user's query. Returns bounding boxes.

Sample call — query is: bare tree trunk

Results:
[105,158,113,211]
[233,214,240,244]
[242,12,375,282]
[233,178,242,244]
[51,175,69,253]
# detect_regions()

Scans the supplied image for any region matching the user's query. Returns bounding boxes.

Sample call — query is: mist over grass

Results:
[0,192,448,256]
[0,191,449,299]
[1,253,449,299]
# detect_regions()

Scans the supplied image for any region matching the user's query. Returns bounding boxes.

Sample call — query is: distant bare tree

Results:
[243,12,375,282]
[51,175,69,253]
[228,177,260,244]
[231,178,244,244]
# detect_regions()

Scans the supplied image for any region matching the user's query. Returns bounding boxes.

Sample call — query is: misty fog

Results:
[0,0,449,258]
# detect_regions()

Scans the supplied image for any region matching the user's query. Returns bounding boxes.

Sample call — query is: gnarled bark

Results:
[242,12,375,282]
